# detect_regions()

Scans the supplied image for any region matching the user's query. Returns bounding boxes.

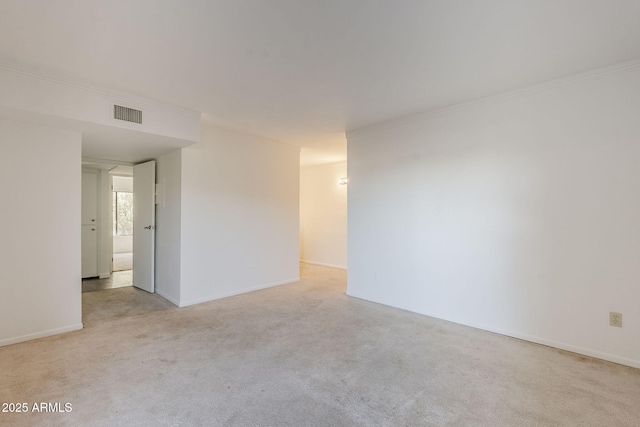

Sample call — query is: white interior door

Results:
[133,160,156,293]
[81,225,98,278]
[81,172,98,225]
[81,172,98,278]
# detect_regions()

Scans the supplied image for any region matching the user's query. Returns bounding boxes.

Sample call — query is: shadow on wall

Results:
[300,161,348,270]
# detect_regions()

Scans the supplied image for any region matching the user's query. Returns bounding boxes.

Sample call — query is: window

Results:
[113,191,133,236]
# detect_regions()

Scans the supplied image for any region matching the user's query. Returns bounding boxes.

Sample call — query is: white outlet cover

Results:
[610,312,622,327]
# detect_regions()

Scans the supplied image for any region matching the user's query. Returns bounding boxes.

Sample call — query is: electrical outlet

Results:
[610,312,622,327]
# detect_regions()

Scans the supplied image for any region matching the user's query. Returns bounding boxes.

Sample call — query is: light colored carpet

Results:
[112,252,132,272]
[1,263,639,426]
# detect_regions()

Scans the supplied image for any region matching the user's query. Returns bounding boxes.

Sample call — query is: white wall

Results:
[0,66,200,143]
[113,236,132,254]
[300,162,348,269]
[179,124,300,306]
[155,149,182,305]
[113,176,133,192]
[0,120,83,346]
[347,65,640,368]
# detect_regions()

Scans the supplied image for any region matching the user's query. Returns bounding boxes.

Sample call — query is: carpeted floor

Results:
[1,263,639,426]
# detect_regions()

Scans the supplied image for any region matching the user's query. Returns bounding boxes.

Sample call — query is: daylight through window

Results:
[113,191,133,236]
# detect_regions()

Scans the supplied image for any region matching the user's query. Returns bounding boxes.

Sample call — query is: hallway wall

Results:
[179,125,300,306]
[300,162,348,269]
[0,120,83,345]
[347,65,640,368]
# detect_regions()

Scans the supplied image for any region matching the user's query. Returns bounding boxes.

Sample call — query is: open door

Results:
[133,160,155,293]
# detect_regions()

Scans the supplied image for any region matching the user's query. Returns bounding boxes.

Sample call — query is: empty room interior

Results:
[1,1,640,426]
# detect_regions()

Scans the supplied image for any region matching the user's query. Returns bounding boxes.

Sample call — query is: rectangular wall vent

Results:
[114,105,142,124]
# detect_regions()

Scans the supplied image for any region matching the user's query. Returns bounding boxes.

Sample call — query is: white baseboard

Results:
[300,259,347,270]
[346,291,640,370]
[479,326,640,370]
[0,323,84,348]
[155,289,180,307]
[179,277,300,307]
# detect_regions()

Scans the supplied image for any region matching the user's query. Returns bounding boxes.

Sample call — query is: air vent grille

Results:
[114,105,142,124]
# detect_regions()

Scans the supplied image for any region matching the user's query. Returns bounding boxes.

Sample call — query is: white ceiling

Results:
[2,1,640,165]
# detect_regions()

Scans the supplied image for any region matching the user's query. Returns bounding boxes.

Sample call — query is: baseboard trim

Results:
[179,277,300,307]
[0,323,84,348]
[155,289,180,307]
[346,291,640,369]
[477,326,640,370]
[300,260,347,270]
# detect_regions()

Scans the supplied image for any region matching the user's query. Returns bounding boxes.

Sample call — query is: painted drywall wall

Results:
[179,125,300,306]
[300,162,348,269]
[113,236,132,254]
[0,66,200,143]
[112,175,133,254]
[113,176,133,192]
[347,65,640,368]
[0,120,82,346]
[155,149,182,306]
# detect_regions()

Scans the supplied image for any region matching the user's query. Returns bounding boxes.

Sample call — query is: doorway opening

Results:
[81,164,135,293]
[80,160,156,295]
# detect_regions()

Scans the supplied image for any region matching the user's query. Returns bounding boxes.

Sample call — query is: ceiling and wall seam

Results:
[348,58,640,139]
[0,64,201,118]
